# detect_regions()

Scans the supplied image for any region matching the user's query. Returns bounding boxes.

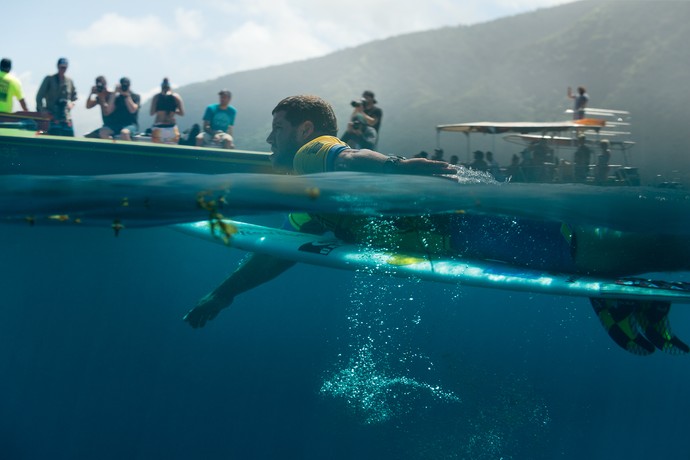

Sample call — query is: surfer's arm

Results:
[334,149,455,176]
[184,253,295,328]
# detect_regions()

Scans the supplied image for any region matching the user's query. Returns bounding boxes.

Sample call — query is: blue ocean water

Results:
[2,175,690,459]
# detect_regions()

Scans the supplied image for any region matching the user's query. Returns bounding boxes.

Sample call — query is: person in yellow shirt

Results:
[0,58,29,113]
[182,95,690,356]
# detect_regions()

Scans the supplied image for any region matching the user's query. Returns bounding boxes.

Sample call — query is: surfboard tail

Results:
[590,298,690,355]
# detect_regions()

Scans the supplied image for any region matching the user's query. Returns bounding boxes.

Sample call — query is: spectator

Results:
[351,90,382,147]
[196,89,236,149]
[150,77,185,144]
[468,150,488,172]
[0,58,29,112]
[84,76,113,138]
[573,135,592,183]
[341,113,377,149]
[567,86,589,120]
[486,151,504,180]
[101,77,140,141]
[36,57,77,136]
[595,139,611,184]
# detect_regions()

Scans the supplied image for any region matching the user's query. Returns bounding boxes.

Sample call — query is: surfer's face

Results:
[267,111,302,172]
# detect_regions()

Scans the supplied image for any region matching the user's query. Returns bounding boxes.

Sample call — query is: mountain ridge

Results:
[151,1,690,182]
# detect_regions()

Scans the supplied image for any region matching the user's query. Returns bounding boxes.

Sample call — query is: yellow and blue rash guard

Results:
[287,136,580,271]
[293,135,349,174]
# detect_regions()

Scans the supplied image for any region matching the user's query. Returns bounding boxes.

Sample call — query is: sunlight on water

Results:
[319,341,461,425]
[319,218,461,424]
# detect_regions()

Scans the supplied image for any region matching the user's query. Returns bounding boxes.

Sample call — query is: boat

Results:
[435,108,639,185]
[0,112,273,176]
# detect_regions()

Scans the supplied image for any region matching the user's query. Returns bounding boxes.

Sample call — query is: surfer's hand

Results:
[397,158,457,177]
[183,293,233,328]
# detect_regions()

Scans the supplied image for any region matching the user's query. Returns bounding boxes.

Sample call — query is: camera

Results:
[350,98,366,108]
[120,82,130,92]
[95,82,105,93]
[352,120,363,130]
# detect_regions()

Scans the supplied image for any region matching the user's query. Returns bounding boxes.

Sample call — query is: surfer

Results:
[183,95,689,356]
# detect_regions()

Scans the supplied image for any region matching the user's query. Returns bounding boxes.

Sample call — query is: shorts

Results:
[104,123,138,138]
[151,124,180,144]
[198,131,234,148]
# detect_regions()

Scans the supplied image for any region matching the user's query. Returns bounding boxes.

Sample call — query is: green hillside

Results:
[159,0,690,183]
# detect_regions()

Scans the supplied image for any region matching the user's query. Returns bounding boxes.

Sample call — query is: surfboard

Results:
[174,219,690,304]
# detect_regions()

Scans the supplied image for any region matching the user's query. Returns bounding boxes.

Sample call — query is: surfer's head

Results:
[267,95,338,172]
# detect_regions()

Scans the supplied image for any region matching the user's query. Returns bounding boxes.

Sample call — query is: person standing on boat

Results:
[351,90,382,148]
[0,58,29,113]
[196,89,236,149]
[84,76,113,138]
[573,134,592,183]
[150,77,185,144]
[594,139,611,184]
[567,86,589,120]
[341,113,377,149]
[100,77,140,141]
[36,57,77,136]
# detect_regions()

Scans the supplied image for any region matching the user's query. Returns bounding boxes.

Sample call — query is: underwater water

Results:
[1,174,690,459]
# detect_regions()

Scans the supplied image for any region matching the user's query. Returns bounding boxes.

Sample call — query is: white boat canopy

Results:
[435,119,605,135]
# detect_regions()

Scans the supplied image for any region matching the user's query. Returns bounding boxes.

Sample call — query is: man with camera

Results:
[84,76,113,138]
[341,113,377,149]
[350,90,382,147]
[36,57,77,136]
[99,77,140,141]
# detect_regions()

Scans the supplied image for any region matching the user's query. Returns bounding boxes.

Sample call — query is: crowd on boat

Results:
[0,56,240,149]
[1,56,385,154]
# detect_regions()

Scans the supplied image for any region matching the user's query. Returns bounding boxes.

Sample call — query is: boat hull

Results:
[0,128,274,175]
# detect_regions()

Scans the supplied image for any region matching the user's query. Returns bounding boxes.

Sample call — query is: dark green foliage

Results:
[162,1,690,182]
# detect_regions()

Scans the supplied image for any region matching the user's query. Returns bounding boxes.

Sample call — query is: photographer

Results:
[341,113,377,150]
[35,57,77,136]
[350,90,382,147]
[84,76,112,138]
[99,77,140,141]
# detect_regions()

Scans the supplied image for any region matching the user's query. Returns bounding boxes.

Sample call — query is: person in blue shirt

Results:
[195,89,236,149]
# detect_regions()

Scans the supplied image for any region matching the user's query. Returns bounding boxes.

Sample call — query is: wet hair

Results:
[272,95,338,136]
[0,58,11,72]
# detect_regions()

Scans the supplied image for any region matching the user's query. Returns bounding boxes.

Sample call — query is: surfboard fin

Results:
[590,298,689,355]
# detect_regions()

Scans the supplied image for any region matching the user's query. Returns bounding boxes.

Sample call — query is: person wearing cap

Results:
[150,77,185,144]
[351,90,382,147]
[0,58,29,113]
[100,77,140,141]
[36,57,77,136]
[84,76,113,138]
[196,89,236,149]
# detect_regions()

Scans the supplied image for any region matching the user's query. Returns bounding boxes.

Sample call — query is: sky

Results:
[4,0,579,133]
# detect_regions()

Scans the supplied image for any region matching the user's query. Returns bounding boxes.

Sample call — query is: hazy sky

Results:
[5,0,579,131]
